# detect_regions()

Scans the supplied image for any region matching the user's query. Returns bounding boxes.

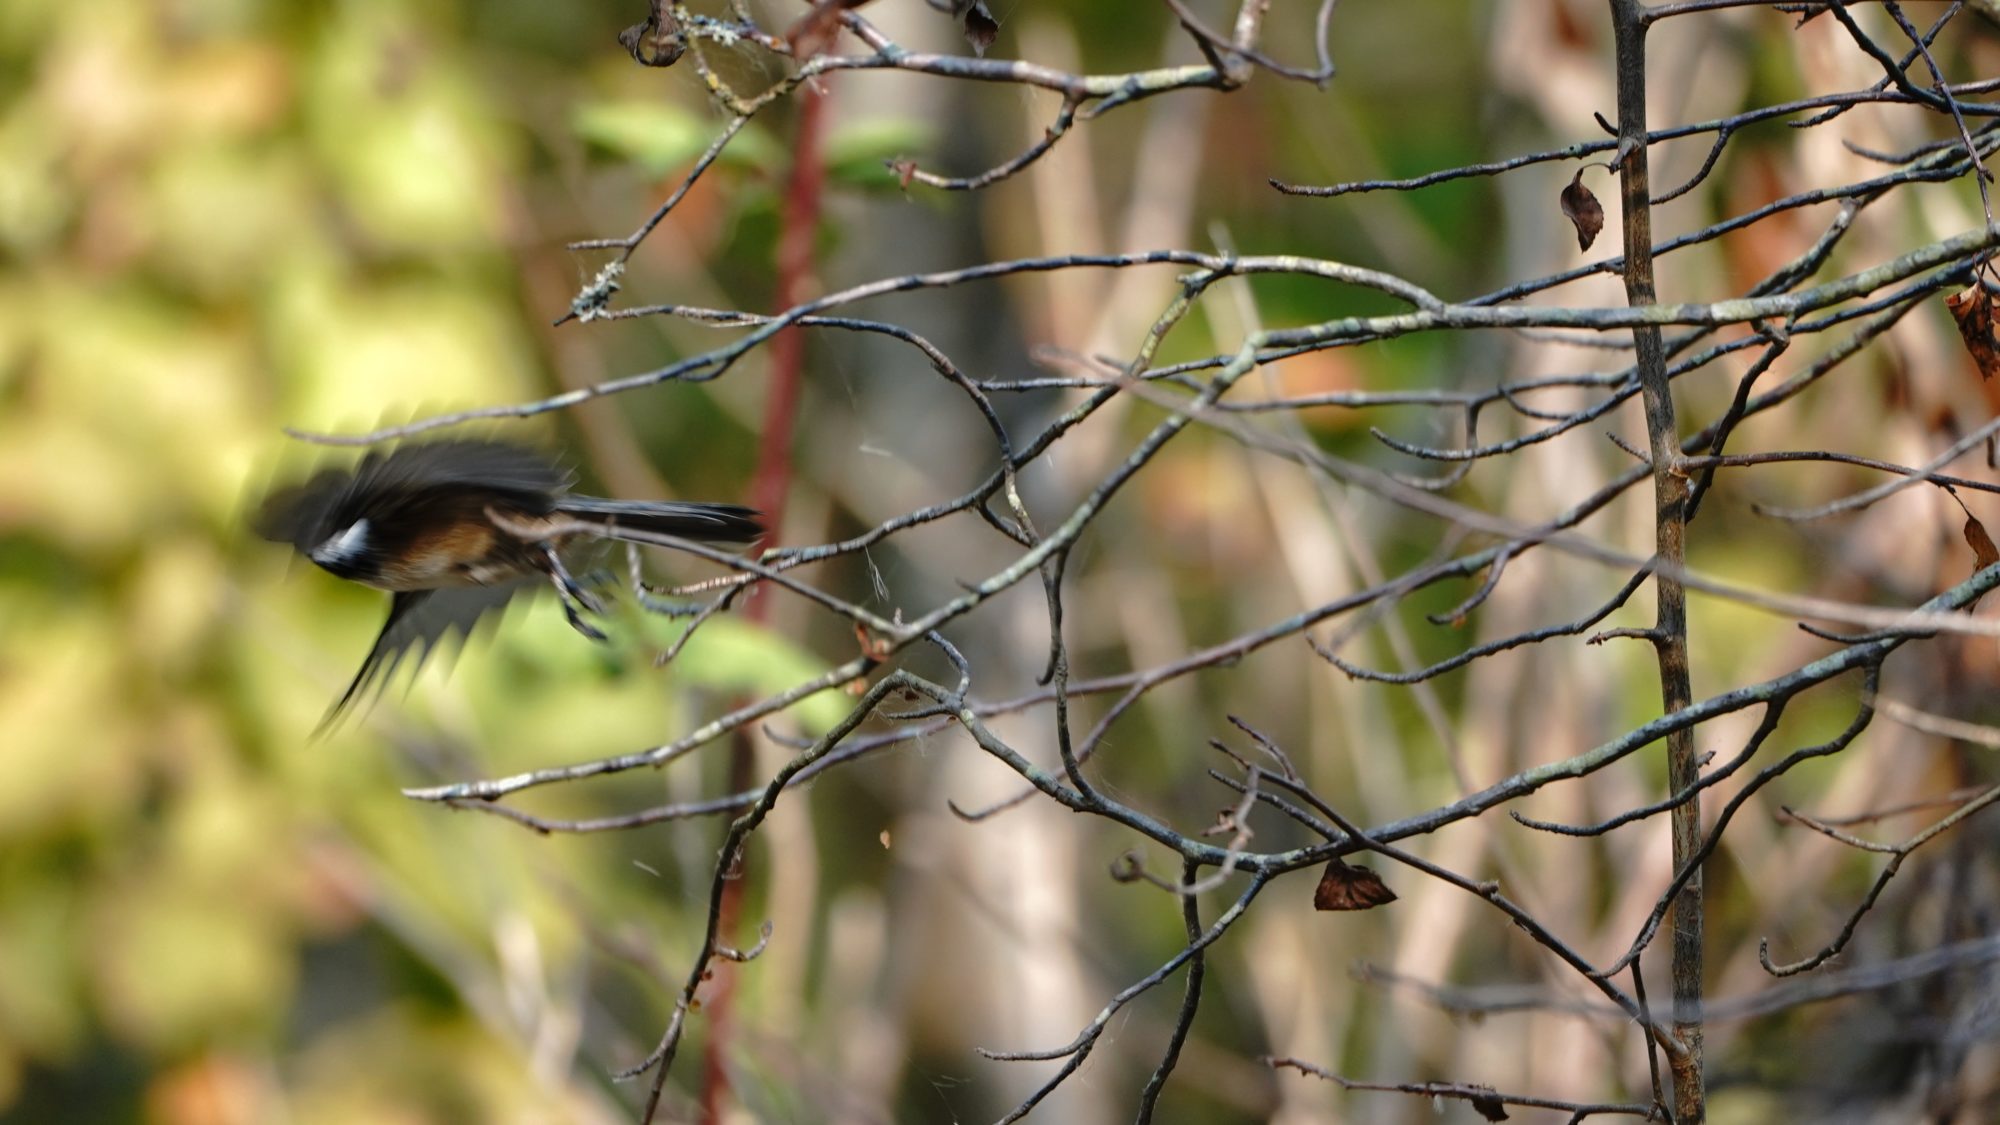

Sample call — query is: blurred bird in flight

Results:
[255,438,761,731]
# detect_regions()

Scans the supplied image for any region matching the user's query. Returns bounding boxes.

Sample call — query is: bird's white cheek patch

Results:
[317,519,372,563]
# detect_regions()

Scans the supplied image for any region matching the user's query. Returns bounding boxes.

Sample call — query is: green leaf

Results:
[824,117,932,190]
[572,101,780,175]
[658,616,851,734]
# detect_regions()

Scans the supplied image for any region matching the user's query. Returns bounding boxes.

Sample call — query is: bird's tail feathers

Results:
[553,497,764,543]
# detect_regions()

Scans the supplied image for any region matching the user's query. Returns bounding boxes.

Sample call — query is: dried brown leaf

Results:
[1313,859,1397,911]
[1967,512,1999,571]
[952,0,1000,55]
[618,0,685,67]
[1939,487,1997,612]
[1947,283,2000,381]
[1560,168,1604,252]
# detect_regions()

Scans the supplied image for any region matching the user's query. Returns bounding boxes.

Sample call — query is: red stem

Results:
[746,92,828,542]
[698,80,828,1122]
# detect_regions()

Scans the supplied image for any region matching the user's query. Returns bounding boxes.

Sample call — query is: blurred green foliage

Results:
[0,2,835,1120]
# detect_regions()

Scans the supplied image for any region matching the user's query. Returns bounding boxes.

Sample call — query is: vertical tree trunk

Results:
[1607,1,1704,1120]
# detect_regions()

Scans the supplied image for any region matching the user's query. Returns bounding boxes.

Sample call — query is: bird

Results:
[254,437,762,731]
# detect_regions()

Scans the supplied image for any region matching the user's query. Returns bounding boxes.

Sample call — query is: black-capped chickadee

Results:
[254,438,761,730]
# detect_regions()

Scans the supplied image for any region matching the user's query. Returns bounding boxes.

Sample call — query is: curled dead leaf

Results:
[1946,283,2000,381]
[954,0,1000,55]
[619,0,685,67]
[1939,484,1999,584]
[1469,1087,1510,1121]
[1560,168,1604,252]
[1313,858,1397,911]
[1967,511,2000,571]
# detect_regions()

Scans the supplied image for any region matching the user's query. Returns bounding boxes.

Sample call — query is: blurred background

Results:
[2,1,1998,1122]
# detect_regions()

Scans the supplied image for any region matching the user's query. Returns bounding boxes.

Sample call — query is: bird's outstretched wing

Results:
[317,583,522,735]
[254,439,572,554]
[345,439,571,499]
